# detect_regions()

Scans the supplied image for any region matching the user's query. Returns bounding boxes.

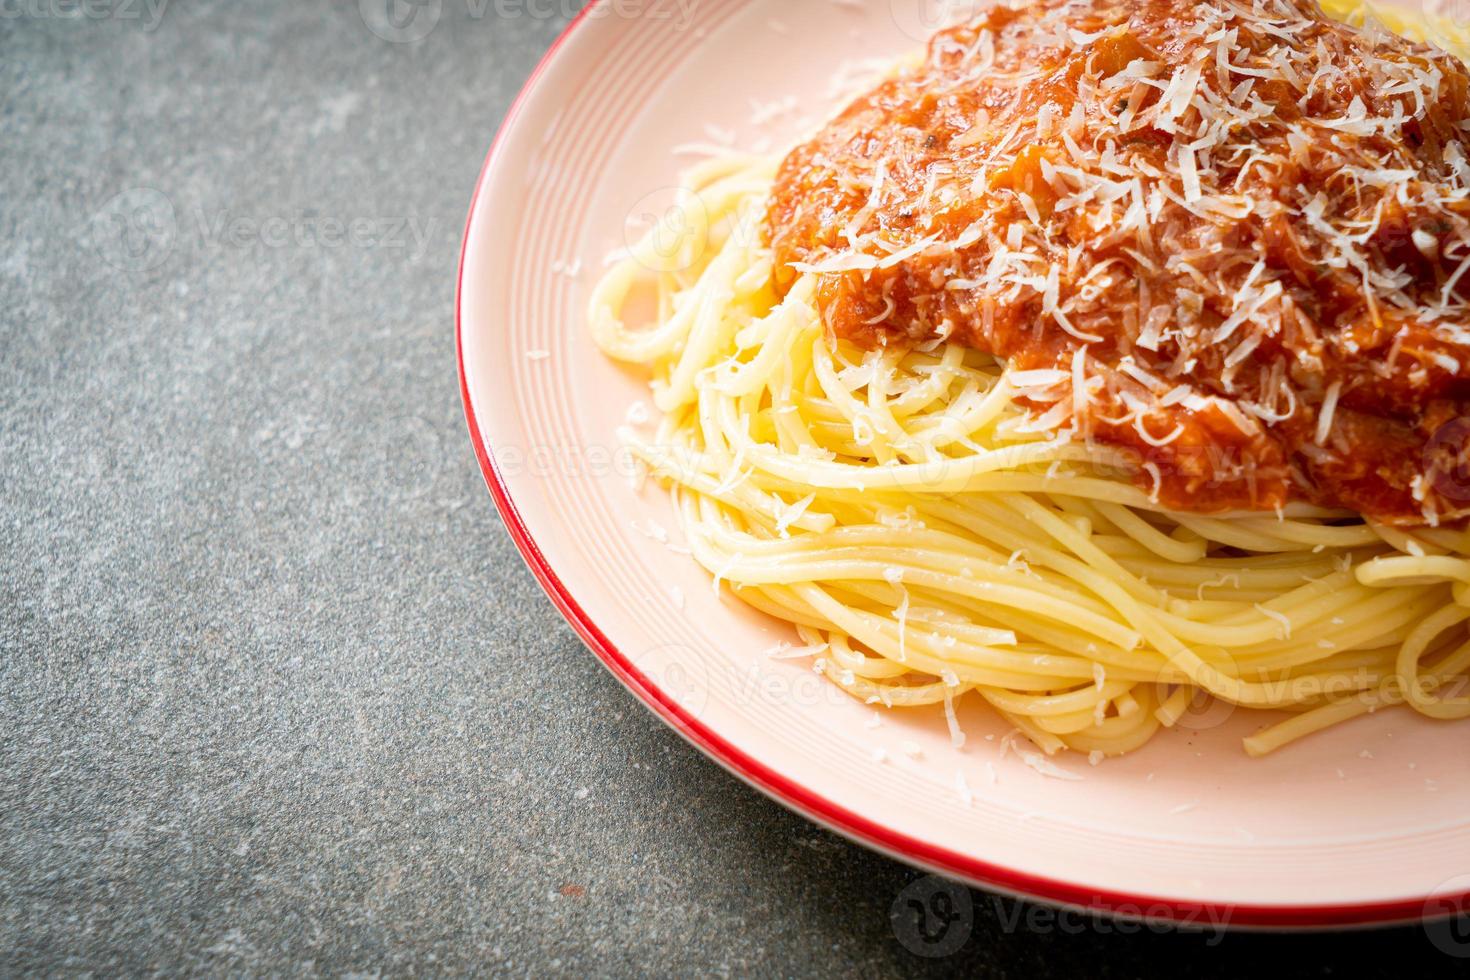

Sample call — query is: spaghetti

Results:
[589,0,1470,757]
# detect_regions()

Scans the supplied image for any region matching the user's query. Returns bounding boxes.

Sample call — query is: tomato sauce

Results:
[768,0,1470,523]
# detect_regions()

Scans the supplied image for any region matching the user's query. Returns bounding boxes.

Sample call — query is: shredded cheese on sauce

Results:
[769,0,1470,524]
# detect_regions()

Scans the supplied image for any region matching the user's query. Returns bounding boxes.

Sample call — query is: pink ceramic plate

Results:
[458,0,1470,928]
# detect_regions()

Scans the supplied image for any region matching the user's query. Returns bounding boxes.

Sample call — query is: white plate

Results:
[457,0,1470,927]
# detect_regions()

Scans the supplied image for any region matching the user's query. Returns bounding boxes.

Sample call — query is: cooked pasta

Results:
[589,0,1470,757]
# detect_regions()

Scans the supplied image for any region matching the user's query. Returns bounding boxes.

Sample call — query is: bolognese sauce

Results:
[768,0,1470,524]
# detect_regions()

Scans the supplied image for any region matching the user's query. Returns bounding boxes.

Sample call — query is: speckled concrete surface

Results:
[0,1,1463,974]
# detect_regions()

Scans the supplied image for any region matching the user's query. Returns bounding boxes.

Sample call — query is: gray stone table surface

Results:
[0,1,1463,974]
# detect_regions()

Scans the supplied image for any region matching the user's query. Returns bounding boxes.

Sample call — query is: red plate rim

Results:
[454,0,1468,930]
